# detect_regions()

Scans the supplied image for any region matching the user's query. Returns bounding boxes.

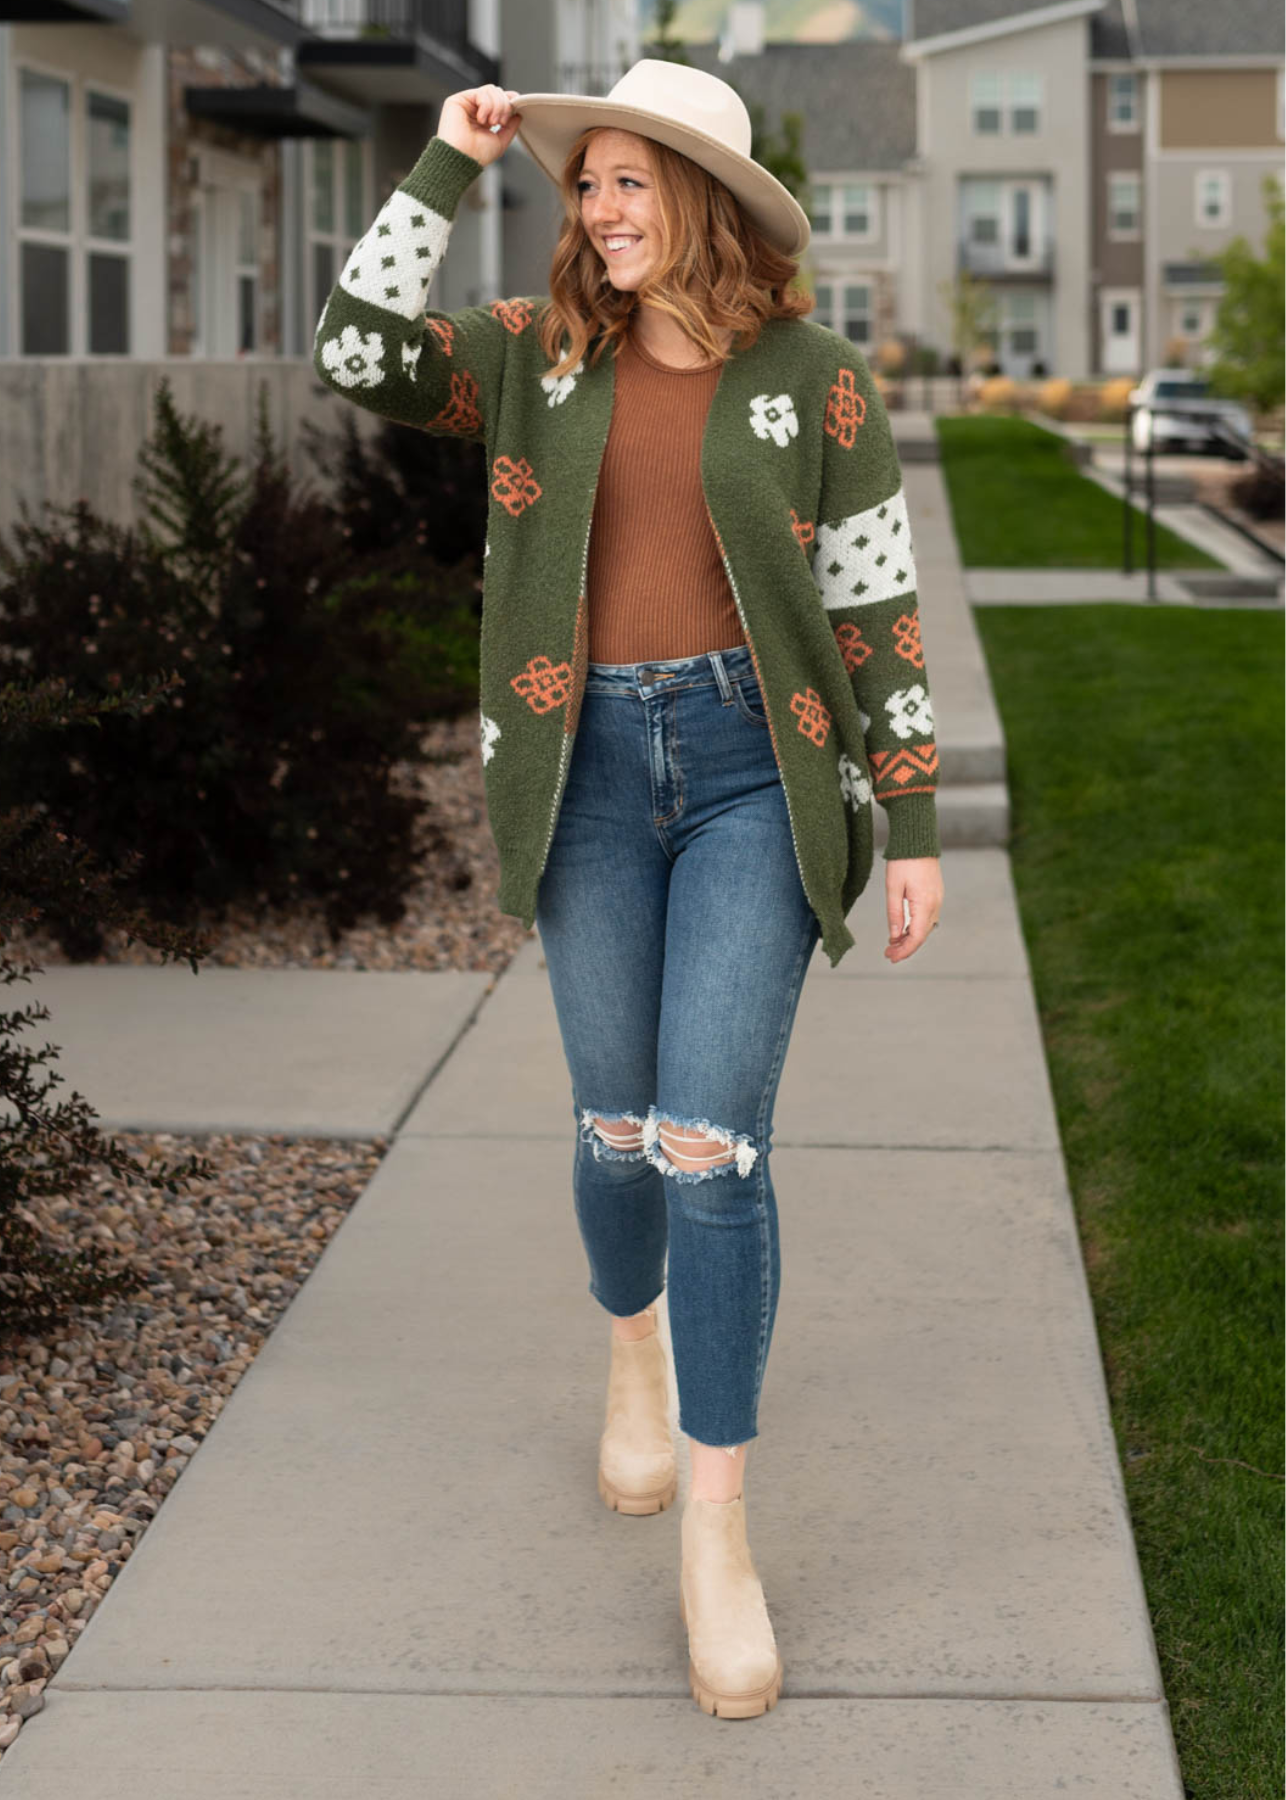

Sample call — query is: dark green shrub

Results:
[0,380,483,956]
[0,673,215,1344]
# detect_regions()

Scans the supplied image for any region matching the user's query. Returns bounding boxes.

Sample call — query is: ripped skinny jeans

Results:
[534,643,822,1450]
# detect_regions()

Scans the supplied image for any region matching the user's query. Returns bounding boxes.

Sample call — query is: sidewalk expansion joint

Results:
[386,977,502,1139]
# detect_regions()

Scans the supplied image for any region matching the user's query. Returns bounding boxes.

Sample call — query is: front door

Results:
[1100,290,1140,375]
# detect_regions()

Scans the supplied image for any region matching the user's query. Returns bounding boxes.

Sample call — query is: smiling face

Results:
[577,128,663,291]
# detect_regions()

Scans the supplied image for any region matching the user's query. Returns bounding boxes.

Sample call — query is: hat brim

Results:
[506,92,812,258]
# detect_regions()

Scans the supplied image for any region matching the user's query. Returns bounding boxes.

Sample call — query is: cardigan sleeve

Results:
[311,135,516,445]
[812,338,941,862]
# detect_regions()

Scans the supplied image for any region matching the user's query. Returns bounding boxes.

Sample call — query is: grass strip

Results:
[974,602,1283,1799]
[938,415,1222,569]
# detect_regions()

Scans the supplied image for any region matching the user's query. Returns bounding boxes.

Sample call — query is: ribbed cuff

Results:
[882,792,941,860]
[400,135,486,218]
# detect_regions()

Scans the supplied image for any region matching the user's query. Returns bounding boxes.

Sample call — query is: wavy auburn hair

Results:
[536,126,814,380]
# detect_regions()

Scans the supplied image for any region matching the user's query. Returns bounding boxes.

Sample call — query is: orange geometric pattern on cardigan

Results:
[790,508,815,553]
[869,741,939,796]
[491,298,534,334]
[511,654,573,714]
[426,318,454,356]
[790,687,832,747]
[892,610,924,668]
[834,621,873,672]
[491,454,542,516]
[824,368,866,449]
[428,368,481,437]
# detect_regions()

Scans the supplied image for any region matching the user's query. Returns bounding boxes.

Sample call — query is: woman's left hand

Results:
[884,856,944,963]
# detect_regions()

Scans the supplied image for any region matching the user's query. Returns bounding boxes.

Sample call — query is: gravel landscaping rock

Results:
[0,1129,386,1764]
[7,710,534,976]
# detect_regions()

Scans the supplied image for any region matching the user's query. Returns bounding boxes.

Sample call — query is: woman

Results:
[314,59,944,1720]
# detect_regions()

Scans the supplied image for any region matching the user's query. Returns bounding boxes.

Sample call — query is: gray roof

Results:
[905,0,1083,41]
[685,41,916,172]
[1130,0,1283,57]
[908,0,1283,55]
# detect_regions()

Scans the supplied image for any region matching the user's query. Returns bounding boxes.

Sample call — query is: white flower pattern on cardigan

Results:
[885,684,934,740]
[320,324,385,389]
[749,393,799,448]
[540,360,584,406]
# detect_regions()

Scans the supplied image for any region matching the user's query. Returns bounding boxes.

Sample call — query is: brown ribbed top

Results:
[585,327,746,664]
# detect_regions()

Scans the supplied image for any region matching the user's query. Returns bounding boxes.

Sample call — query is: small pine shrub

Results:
[0,379,483,955]
[0,673,215,1343]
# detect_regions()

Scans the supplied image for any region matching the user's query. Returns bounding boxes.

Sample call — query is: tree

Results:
[938,271,999,369]
[1204,174,1284,417]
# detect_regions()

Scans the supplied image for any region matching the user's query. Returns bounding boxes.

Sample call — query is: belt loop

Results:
[708,650,732,702]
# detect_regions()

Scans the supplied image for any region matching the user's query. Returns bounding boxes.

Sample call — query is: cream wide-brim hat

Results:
[507,58,812,259]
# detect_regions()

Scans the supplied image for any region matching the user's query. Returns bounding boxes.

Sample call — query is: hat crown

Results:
[602,58,752,159]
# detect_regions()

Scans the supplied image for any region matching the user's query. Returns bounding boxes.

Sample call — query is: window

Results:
[237,189,259,353]
[964,180,1001,245]
[1008,74,1041,134]
[1154,377,1208,400]
[843,184,873,238]
[1107,72,1138,131]
[1111,302,1131,336]
[309,137,368,323]
[1006,292,1038,356]
[843,283,872,344]
[810,181,878,240]
[971,73,1002,134]
[87,91,130,354]
[973,71,1041,135]
[813,280,874,345]
[20,68,72,353]
[1195,170,1231,229]
[18,67,132,355]
[1108,172,1140,239]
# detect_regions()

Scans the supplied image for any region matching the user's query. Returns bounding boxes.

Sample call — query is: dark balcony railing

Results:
[301,0,471,48]
[958,237,1055,280]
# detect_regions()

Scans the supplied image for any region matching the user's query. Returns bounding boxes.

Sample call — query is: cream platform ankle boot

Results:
[679,1494,783,1717]
[596,1306,678,1515]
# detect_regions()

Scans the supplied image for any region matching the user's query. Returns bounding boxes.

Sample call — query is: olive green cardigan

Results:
[313,134,941,967]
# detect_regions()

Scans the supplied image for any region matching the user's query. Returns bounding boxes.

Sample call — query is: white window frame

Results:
[1008,73,1042,135]
[810,180,880,243]
[813,278,875,347]
[14,57,135,357]
[1107,171,1141,241]
[1194,169,1231,230]
[971,72,1002,135]
[306,136,369,327]
[971,71,1042,137]
[1106,71,1139,133]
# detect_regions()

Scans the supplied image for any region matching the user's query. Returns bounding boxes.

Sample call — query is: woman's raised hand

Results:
[437,86,524,167]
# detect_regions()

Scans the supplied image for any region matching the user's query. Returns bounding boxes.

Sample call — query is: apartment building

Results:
[0,0,643,364]
[705,0,1283,378]
[0,0,639,527]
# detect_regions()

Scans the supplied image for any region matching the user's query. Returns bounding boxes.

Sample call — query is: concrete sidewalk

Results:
[0,488,1187,1796]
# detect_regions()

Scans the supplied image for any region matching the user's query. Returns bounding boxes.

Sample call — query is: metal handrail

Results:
[1122,403,1283,599]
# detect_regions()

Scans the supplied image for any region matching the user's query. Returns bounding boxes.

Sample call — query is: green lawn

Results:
[937,415,1222,569]
[974,603,1284,1798]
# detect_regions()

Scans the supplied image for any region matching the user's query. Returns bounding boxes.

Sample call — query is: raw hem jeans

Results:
[534,643,821,1450]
